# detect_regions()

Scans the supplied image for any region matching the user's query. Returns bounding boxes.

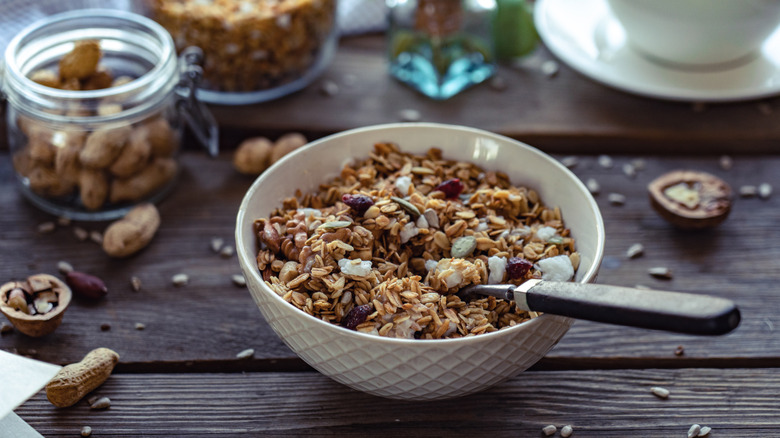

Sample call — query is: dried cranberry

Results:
[342,304,372,330]
[434,178,464,199]
[506,257,533,279]
[342,194,374,216]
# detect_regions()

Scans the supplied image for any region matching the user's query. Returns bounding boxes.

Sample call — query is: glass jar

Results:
[146,0,339,105]
[387,0,496,100]
[2,9,218,221]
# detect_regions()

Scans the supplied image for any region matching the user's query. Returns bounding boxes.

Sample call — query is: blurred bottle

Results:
[493,0,539,61]
[387,0,496,100]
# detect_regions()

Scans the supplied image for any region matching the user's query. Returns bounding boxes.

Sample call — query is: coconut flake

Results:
[425,259,438,272]
[399,222,419,243]
[488,256,507,284]
[536,226,557,242]
[395,176,412,196]
[416,215,429,229]
[338,258,372,277]
[536,255,574,281]
[475,221,489,232]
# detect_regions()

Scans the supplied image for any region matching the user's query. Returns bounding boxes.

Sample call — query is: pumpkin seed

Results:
[318,220,351,230]
[450,236,477,258]
[391,197,420,219]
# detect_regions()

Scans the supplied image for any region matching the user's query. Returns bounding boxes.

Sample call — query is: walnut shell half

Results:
[648,170,732,229]
[0,274,72,337]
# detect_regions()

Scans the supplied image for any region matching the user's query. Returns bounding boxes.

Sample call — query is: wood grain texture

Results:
[209,35,780,154]
[1,151,779,371]
[15,369,780,437]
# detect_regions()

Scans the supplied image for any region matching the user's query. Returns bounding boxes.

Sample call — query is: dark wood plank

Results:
[210,35,780,154]
[1,152,780,370]
[15,369,780,437]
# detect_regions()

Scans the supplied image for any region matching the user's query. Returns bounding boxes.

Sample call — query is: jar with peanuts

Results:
[2,9,218,220]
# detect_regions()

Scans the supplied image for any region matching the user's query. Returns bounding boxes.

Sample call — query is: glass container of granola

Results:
[1,9,218,221]
[146,0,339,105]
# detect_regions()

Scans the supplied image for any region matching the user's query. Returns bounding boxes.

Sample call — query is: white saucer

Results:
[534,0,780,102]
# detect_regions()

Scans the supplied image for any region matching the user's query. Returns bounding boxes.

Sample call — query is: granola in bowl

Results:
[254,142,580,339]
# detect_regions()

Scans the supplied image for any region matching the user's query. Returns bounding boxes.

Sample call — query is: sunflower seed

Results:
[398,108,422,122]
[541,60,559,77]
[80,425,92,436]
[172,273,189,287]
[586,178,600,195]
[320,79,339,96]
[626,243,644,259]
[739,185,757,197]
[698,426,712,436]
[608,193,626,205]
[210,237,224,253]
[130,276,142,292]
[649,267,673,279]
[561,425,574,438]
[561,156,578,169]
[719,155,733,170]
[135,322,145,330]
[236,348,255,359]
[73,227,89,241]
[57,216,72,227]
[687,424,701,438]
[597,154,613,168]
[622,163,636,178]
[89,397,111,410]
[650,386,670,399]
[232,274,247,287]
[220,245,234,258]
[57,261,74,274]
[542,425,557,436]
[37,222,56,234]
[759,183,772,199]
[89,231,103,245]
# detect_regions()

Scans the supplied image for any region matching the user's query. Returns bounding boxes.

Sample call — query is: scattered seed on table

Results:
[100,323,111,332]
[89,397,111,410]
[650,386,670,399]
[232,274,247,288]
[561,425,574,437]
[541,60,559,77]
[675,345,685,356]
[220,245,235,258]
[561,156,579,169]
[81,426,92,437]
[489,75,507,91]
[719,155,733,170]
[130,276,142,292]
[210,237,224,253]
[87,396,99,406]
[597,154,613,168]
[631,158,646,170]
[542,425,557,436]
[687,424,701,438]
[739,185,758,197]
[649,267,673,279]
[57,216,71,227]
[37,221,56,234]
[73,227,89,241]
[236,348,255,359]
[319,79,339,96]
[586,178,600,195]
[759,183,773,199]
[135,322,145,330]
[626,243,644,259]
[698,426,712,436]
[757,102,773,115]
[398,108,422,122]
[1,322,13,334]
[608,193,626,205]
[57,261,74,274]
[692,102,707,113]
[172,273,189,287]
[622,163,636,178]
[89,230,103,245]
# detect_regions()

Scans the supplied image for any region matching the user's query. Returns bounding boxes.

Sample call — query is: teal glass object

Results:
[387,0,497,100]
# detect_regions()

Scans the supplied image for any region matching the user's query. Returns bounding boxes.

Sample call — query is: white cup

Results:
[605,0,780,68]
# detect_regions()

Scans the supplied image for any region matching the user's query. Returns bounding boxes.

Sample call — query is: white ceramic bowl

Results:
[236,123,605,400]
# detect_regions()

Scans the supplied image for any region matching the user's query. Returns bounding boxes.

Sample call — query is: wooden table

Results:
[3,35,780,437]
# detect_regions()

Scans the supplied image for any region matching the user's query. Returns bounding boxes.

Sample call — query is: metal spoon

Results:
[458,279,740,335]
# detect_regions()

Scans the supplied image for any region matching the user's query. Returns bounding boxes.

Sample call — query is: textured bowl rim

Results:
[236,122,606,348]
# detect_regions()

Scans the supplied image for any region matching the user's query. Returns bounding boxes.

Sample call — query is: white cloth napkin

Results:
[0,350,62,438]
